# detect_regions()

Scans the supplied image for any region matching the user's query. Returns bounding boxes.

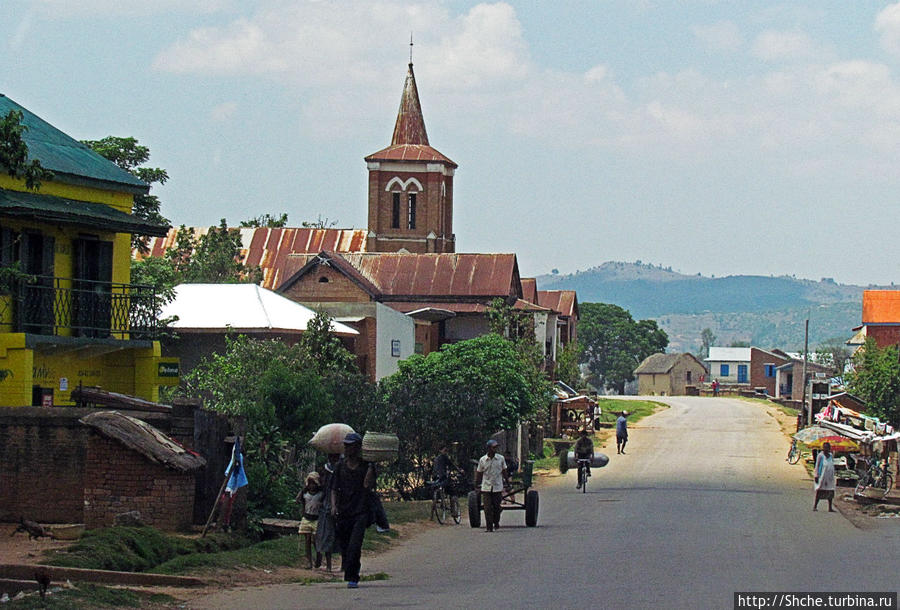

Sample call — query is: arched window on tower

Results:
[391,192,401,229]
[407,193,417,229]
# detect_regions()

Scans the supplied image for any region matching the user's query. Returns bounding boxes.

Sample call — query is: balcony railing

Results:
[3,276,160,340]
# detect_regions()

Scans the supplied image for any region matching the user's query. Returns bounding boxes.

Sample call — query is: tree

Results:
[579,303,669,394]
[846,338,900,425]
[729,340,750,348]
[82,136,170,254]
[1,110,53,189]
[240,213,289,228]
[556,340,582,388]
[814,338,852,383]
[699,328,716,359]
[301,215,338,229]
[374,334,550,497]
[181,311,371,519]
[166,220,262,284]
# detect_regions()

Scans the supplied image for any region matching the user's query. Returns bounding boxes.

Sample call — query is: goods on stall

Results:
[361,431,399,462]
[309,423,355,453]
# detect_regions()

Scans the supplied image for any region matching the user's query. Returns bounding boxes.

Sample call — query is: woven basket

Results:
[361,431,399,463]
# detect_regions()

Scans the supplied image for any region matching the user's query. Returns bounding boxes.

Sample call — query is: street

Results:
[187,397,900,609]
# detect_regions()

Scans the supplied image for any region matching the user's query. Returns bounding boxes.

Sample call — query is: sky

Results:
[4,1,900,285]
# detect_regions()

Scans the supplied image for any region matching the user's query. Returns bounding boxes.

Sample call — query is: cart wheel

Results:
[525,490,539,527]
[467,491,481,528]
[558,451,568,474]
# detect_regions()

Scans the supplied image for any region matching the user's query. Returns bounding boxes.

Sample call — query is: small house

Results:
[634,353,708,396]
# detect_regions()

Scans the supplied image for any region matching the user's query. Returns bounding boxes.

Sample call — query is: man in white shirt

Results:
[476,439,508,532]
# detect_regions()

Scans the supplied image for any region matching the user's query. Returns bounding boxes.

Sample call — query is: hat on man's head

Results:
[343,432,363,445]
[486,439,499,448]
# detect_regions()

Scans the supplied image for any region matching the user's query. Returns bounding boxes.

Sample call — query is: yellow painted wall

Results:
[0,166,179,406]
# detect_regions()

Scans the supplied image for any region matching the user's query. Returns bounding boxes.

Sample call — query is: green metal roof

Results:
[0,187,169,236]
[0,94,149,194]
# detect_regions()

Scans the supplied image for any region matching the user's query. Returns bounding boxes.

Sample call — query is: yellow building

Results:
[0,94,176,406]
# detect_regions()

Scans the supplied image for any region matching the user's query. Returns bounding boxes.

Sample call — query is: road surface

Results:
[187,397,900,609]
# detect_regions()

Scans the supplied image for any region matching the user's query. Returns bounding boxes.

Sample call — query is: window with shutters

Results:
[407,193,416,229]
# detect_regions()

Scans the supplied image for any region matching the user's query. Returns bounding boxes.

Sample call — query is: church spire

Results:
[391,62,429,146]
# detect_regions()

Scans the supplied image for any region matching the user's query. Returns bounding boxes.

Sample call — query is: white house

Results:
[705,347,752,385]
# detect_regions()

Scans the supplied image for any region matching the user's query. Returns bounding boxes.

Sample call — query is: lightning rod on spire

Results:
[409,33,413,64]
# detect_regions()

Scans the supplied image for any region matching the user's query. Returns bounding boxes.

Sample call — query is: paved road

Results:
[187,397,900,609]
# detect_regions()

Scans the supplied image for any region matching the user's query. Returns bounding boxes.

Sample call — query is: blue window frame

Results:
[720,364,729,377]
[764,364,776,378]
[737,364,748,383]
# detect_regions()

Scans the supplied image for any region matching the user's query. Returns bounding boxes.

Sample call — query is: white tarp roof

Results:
[161,284,358,335]
[706,347,751,362]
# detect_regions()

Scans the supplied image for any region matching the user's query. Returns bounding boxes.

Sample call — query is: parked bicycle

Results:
[855,457,894,499]
[429,468,464,524]
[786,439,801,465]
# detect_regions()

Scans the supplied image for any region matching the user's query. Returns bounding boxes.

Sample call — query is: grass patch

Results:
[45,527,249,572]
[7,583,174,609]
[595,398,666,424]
[382,500,430,524]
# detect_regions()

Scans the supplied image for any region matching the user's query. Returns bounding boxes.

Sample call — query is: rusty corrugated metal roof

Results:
[280,251,521,300]
[385,301,488,314]
[365,63,456,168]
[862,290,900,324]
[537,290,578,318]
[136,227,367,290]
[521,278,537,304]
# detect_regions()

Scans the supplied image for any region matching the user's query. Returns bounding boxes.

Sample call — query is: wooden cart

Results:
[467,460,539,528]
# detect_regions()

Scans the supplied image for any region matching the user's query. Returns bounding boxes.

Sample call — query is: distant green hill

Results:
[536,262,881,353]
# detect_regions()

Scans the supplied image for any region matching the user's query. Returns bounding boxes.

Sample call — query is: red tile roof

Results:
[521,278,537,304]
[862,290,900,324]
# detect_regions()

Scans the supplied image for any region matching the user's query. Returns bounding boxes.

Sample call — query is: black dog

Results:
[11,517,48,540]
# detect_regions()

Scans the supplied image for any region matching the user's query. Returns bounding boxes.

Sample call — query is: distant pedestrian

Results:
[712,379,719,397]
[476,440,508,532]
[332,433,375,588]
[296,472,324,569]
[813,441,836,512]
[616,411,629,455]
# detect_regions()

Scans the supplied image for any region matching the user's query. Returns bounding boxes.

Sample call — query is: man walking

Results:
[616,411,629,455]
[476,439,508,532]
[331,433,375,588]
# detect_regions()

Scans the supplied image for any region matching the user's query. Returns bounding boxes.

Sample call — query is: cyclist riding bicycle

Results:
[574,429,594,490]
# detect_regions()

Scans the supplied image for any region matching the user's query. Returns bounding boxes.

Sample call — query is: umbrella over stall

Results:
[805,436,859,453]
[793,426,837,444]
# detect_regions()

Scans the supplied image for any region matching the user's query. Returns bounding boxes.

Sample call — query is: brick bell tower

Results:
[365,62,457,253]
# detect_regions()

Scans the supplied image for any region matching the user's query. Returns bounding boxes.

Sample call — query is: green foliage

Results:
[240,213,289,228]
[0,109,53,189]
[301,214,338,228]
[181,312,370,519]
[847,337,900,425]
[814,337,851,382]
[168,219,262,284]
[45,526,245,572]
[729,340,751,347]
[579,302,668,394]
[556,340,582,388]
[83,135,170,254]
[699,327,716,358]
[374,334,551,496]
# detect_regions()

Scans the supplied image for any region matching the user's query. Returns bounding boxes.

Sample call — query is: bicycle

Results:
[855,458,894,499]
[429,469,462,524]
[786,439,801,465]
[576,458,592,493]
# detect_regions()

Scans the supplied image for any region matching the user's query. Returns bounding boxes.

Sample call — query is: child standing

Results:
[296,472,324,569]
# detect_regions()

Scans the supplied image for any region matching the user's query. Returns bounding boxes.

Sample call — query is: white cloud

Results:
[692,21,743,52]
[210,101,238,122]
[751,29,825,62]
[31,0,233,17]
[876,3,900,57]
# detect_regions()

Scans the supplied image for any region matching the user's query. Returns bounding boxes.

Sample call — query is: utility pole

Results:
[802,317,810,427]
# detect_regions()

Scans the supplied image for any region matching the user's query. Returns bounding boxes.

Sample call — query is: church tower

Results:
[365,62,457,253]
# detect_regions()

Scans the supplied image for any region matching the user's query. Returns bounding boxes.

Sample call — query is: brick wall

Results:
[868,326,900,348]
[84,434,195,531]
[750,348,788,396]
[281,266,372,303]
[0,407,86,523]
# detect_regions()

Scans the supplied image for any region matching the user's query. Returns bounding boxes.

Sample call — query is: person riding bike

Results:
[574,429,594,490]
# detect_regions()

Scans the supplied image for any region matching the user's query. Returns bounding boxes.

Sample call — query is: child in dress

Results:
[296,472,324,568]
